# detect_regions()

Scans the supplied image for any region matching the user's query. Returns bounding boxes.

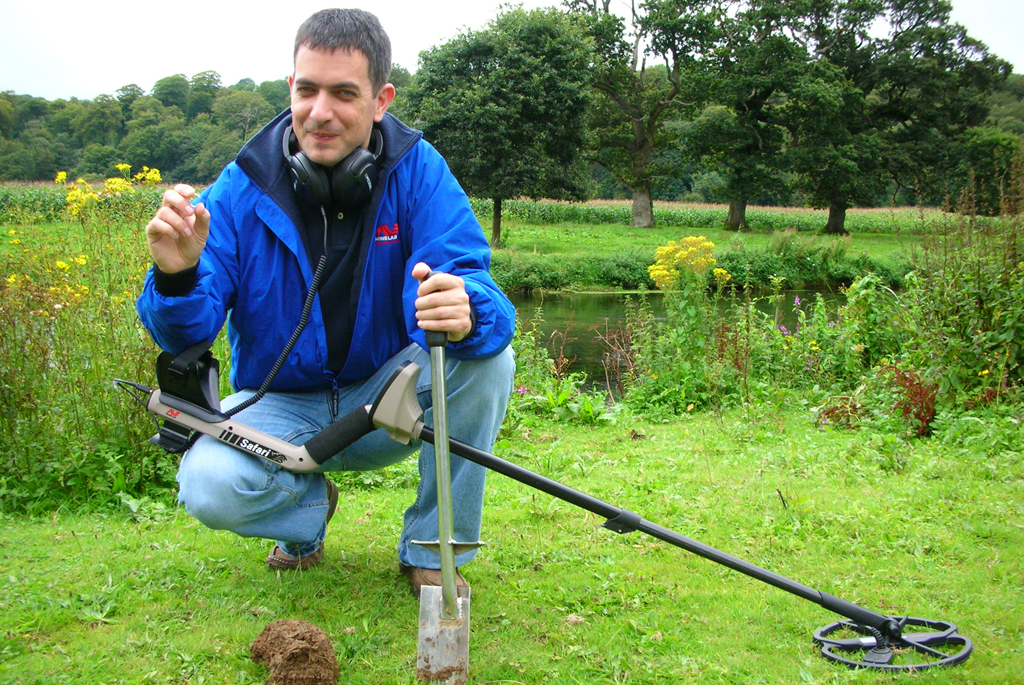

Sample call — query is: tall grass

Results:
[0,184,182,512]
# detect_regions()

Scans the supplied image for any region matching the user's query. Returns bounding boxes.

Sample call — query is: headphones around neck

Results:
[282,125,383,209]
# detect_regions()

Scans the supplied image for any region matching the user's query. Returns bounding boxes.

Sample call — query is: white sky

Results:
[0,0,1020,102]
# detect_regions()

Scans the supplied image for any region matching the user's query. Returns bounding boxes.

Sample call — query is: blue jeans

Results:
[176,343,514,568]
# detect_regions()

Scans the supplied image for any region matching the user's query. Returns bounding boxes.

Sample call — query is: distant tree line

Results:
[0,71,291,185]
[1,0,1023,235]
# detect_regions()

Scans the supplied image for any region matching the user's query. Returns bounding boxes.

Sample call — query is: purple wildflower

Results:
[794,295,801,307]
[778,324,791,336]
[515,385,528,396]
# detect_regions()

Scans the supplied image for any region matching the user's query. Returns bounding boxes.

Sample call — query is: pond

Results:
[509,289,847,387]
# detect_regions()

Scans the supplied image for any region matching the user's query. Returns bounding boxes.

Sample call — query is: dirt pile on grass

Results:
[250,620,339,684]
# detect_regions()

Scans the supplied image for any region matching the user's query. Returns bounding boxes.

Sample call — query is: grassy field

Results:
[495,220,917,265]
[2,408,1021,684]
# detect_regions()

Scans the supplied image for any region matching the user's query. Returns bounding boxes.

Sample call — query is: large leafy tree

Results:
[567,0,721,227]
[782,0,1009,233]
[72,94,123,147]
[257,79,290,113]
[212,90,274,140]
[115,84,144,121]
[409,7,593,245]
[187,71,222,121]
[118,96,186,173]
[682,1,808,230]
[152,74,190,114]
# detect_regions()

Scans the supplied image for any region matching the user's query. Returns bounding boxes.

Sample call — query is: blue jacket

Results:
[137,111,514,392]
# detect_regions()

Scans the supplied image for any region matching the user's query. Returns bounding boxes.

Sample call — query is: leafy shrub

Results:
[714,232,906,290]
[491,251,653,293]
[900,201,1024,396]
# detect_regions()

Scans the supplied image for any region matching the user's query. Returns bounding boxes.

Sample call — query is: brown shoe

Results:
[265,478,339,571]
[399,563,469,599]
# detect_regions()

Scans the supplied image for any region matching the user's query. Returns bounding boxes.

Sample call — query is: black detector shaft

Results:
[123,359,972,671]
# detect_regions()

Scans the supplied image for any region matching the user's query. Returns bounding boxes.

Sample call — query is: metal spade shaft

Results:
[427,326,459,620]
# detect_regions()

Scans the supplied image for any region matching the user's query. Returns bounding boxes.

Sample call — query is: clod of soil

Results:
[250,619,339,685]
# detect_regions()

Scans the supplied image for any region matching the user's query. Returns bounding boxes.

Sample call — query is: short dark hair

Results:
[294,9,392,93]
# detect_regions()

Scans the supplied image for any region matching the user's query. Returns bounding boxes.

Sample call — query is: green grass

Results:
[2,407,1021,684]
[496,220,918,265]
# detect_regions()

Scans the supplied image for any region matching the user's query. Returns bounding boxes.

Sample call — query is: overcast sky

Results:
[1,0,1020,102]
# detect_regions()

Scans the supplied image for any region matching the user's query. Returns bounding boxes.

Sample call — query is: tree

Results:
[229,78,257,92]
[118,96,186,172]
[988,73,1024,137]
[955,125,1024,215]
[212,90,274,140]
[257,79,290,113]
[682,1,808,230]
[409,7,593,246]
[152,74,189,113]
[387,64,416,122]
[73,94,123,147]
[782,0,1009,233]
[196,127,243,183]
[567,0,722,227]
[75,143,120,177]
[188,70,222,121]
[0,94,12,139]
[115,84,144,120]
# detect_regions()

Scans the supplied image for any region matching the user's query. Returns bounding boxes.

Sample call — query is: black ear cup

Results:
[282,126,381,209]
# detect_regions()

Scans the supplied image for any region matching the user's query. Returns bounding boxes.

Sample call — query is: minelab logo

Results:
[375,223,400,245]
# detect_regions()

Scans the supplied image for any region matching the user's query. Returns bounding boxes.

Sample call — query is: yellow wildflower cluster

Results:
[63,178,100,217]
[648,236,717,290]
[132,166,162,186]
[103,176,133,196]
[713,267,732,290]
[53,255,88,272]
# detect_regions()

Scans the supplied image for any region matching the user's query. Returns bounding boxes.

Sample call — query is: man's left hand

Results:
[412,262,472,342]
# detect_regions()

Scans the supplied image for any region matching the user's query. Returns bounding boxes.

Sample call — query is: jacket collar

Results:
[235,108,422,211]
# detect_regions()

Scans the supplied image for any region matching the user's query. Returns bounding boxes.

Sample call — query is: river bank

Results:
[490,220,914,294]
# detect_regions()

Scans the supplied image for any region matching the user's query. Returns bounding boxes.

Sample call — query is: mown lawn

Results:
[2,407,1020,684]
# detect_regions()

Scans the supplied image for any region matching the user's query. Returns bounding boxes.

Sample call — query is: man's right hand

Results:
[146,184,211,274]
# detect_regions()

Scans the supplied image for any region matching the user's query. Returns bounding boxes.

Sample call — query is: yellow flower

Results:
[133,166,162,186]
[10,239,20,245]
[6,229,15,237]
[73,255,88,266]
[979,369,990,377]
[5,274,16,285]
[103,176,133,195]
[54,171,67,185]
[649,236,717,290]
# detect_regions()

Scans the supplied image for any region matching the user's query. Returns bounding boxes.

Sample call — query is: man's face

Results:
[289,45,395,167]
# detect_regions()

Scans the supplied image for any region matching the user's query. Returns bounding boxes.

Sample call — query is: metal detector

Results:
[117,357,973,674]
